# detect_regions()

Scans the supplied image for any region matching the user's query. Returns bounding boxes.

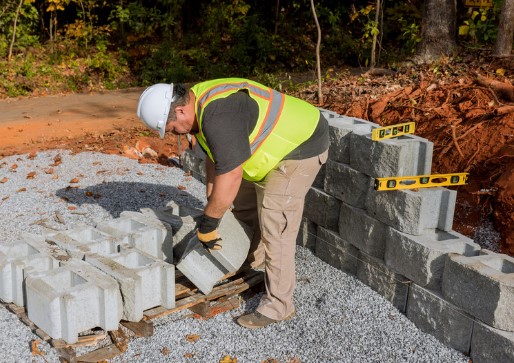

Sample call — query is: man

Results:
[137,78,329,329]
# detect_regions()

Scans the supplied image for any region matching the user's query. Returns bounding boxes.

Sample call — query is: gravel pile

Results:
[0,150,469,363]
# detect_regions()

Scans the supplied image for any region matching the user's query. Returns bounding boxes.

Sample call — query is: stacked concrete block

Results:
[315,226,359,275]
[324,160,372,209]
[385,228,481,290]
[296,217,317,252]
[356,252,410,312]
[25,259,123,344]
[46,226,121,260]
[442,250,514,331]
[0,234,60,306]
[471,321,514,363]
[406,284,474,354]
[95,212,173,262]
[176,211,251,294]
[85,249,175,322]
[182,148,206,183]
[365,187,457,235]
[304,187,340,232]
[349,133,433,178]
[338,203,388,259]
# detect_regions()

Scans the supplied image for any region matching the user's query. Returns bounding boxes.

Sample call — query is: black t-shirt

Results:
[200,90,329,175]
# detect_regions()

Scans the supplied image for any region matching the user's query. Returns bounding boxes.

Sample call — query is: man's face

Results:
[166,105,193,135]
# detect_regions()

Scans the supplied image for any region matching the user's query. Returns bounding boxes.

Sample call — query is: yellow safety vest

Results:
[191,78,319,181]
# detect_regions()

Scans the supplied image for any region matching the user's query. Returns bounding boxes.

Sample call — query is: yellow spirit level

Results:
[374,173,469,191]
[371,122,416,141]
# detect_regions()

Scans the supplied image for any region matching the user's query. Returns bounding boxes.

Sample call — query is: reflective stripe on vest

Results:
[195,81,285,153]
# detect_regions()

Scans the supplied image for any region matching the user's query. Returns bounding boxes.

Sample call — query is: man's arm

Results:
[204,161,243,218]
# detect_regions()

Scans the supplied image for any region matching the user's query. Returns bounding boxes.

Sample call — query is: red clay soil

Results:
[1,62,513,255]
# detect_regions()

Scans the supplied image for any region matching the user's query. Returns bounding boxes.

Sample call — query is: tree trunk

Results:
[416,0,457,63]
[7,0,23,62]
[310,0,323,105]
[494,0,514,57]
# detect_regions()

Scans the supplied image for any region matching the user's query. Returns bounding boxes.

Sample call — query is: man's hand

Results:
[197,215,222,251]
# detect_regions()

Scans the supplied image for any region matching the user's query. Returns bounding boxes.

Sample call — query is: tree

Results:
[494,0,514,57]
[416,0,457,63]
[310,0,322,105]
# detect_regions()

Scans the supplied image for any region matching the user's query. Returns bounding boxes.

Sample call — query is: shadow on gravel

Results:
[56,181,204,217]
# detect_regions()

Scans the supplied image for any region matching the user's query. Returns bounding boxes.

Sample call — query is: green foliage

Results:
[0,0,39,57]
[458,6,499,45]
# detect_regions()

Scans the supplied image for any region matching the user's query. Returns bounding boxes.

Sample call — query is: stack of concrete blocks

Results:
[182,108,514,362]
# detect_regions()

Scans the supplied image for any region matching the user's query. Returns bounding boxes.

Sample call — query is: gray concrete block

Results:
[407,284,474,354]
[471,320,514,363]
[85,249,174,322]
[385,228,481,290]
[324,160,372,208]
[0,234,60,306]
[338,203,388,259]
[304,187,340,232]
[365,187,457,235]
[327,116,378,163]
[312,163,326,189]
[296,217,317,252]
[315,226,359,275]
[182,148,206,183]
[356,252,410,312]
[176,211,251,294]
[442,250,514,331]
[96,212,173,262]
[349,133,433,178]
[46,226,121,259]
[26,259,123,344]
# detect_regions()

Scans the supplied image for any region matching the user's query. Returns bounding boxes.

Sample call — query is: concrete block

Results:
[140,202,203,261]
[296,217,317,252]
[312,163,326,189]
[318,107,341,119]
[338,203,388,259]
[182,148,206,183]
[176,211,251,294]
[407,284,474,354]
[442,250,514,331]
[95,212,173,262]
[356,252,410,312]
[304,187,340,232]
[25,259,123,344]
[0,235,59,306]
[385,228,481,290]
[85,249,174,322]
[315,226,358,275]
[326,115,379,164]
[365,187,456,235]
[471,320,514,363]
[324,160,372,208]
[46,226,121,259]
[349,133,433,178]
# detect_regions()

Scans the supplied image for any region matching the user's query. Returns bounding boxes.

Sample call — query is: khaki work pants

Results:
[232,150,328,320]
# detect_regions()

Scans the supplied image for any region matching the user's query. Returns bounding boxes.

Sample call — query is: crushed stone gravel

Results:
[0,150,469,363]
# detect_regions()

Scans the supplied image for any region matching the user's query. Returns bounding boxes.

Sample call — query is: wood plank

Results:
[120,320,154,337]
[76,344,123,363]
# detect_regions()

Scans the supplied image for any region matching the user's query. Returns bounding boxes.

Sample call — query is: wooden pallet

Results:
[3,268,264,363]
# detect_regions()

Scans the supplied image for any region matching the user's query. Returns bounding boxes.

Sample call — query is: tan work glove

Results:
[197,215,222,251]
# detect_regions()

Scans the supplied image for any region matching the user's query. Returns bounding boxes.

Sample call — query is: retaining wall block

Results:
[176,211,251,294]
[95,212,173,262]
[0,235,60,306]
[471,320,514,363]
[46,226,121,260]
[312,163,326,189]
[25,259,123,344]
[349,133,433,178]
[356,252,410,313]
[326,115,379,164]
[365,187,456,235]
[406,284,474,354]
[442,250,514,331]
[85,249,174,322]
[304,187,340,232]
[140,202,203,261]
[182,148,206,183]
[296,217,318,252]
[315,226,359,275]
[338,203,388,259]
[385,228,481,291]
[324,160,372,208]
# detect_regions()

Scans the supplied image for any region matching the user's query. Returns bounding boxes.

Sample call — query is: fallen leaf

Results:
[219,355,237,363]
[70,177,80,183]
[27,152,37,160]
[52,174,59,180]
[85,191,94,197]
[178,185,187,190]
[496,68,505,76]
[137,172,144,176]
[44,168,54,174]
[30,340,45,357]
[10,164,17,170]
[68,206,77,210]
[160,347,170,356]
[184,353,195,358]
[27,171,36,179]
[0,177,8,183]
[51,154,62,167]
[185,334,200,343]
[17,188,27,193]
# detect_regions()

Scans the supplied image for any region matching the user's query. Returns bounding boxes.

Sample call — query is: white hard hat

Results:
[137,83,174,138]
